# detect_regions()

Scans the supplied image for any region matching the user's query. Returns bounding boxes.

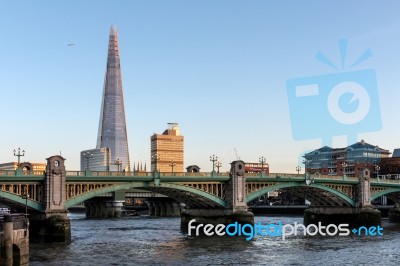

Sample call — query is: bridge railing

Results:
[66,171,230,178]
[66,171,154,177]
[373,175,400,184]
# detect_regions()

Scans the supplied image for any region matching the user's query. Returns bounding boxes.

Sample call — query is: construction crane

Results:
[234,148,240,160]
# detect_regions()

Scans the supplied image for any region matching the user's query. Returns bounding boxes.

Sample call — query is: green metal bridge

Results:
[1,168,399,212]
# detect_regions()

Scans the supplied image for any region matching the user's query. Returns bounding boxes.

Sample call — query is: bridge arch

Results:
[246,182,355,207]
[65,182,227,209]
[0,190,43,212]
[371,188,400,202]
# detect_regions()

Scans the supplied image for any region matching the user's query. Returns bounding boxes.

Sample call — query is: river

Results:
[30,213,400,265]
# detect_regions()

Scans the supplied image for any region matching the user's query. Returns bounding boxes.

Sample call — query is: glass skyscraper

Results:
[81,26,131,171]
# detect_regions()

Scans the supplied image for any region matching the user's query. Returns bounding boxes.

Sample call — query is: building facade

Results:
[80,148,110,171]
[379,149,400,176]
[150,123,184,173]
[304,140,390,177]
[81,26,131,171]
[0,162,46,173]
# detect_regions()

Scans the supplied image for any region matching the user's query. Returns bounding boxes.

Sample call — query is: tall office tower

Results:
[150,123,184,173]
[96,25,131,171]
[81,26,131,171]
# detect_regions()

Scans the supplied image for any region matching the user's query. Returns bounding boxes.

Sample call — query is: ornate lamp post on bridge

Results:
[210,155,218,173]
[21,188,29,223]
[13,147,25,168]
[83,151,94,170]
[341,161,348,178]
[169,161,176,174]
[296,166,302,174]
[375,165,380,181]
[259,156,266,177]
[216,161,222,173]
[114,158,122,172]
[152,154,160,172]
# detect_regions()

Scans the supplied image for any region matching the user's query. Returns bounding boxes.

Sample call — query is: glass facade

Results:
[80,148,110,171]
[96,26,131,172]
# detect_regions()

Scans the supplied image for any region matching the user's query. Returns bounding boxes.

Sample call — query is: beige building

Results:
[0,162,46,173]
[150,123,184,173]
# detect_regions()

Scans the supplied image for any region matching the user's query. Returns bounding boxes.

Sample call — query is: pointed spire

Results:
[96,25,131,171]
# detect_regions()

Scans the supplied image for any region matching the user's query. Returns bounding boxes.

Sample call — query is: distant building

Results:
[0,162,46,172]
[80,148,110,171]
[245,162,270,174]
[379,149,400,176]
[304,140,390,177]
[150,123,184,172]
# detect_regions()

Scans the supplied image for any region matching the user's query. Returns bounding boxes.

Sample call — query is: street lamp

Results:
[259,156,266,176]
[375,165,380,179]
[305,173,314,186]
[152,154,160,171]
[22,188,29,220]
[114,158,122,172]
[83,152,93,170]
[341,161,348,178]
[216,161,222,173]
[296,166,302,174]
[169,161,176,173]
[210,155,218,172]
[13,147,25,167]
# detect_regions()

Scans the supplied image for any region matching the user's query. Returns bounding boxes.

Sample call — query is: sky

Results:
[1,1,400,173]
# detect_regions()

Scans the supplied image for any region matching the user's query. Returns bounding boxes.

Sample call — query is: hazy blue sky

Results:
[1,1,400,172]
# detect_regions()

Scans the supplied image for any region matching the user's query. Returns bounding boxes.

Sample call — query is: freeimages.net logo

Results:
[286,39,382,143]
[188,219,383,241]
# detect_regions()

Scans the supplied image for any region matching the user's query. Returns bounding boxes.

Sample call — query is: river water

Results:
[30,213,400,265]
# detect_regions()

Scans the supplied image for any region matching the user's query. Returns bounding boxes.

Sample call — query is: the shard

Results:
[96,26,131,171]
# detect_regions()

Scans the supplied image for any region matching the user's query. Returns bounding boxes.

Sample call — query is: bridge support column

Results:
[304,169,381,227]
[154,202,161,217]
[147,202,155,216]
[165,202,173,216]
[181,161,254,232]
[84,200,124,218]
[172,203,181,216]
[31,156,71,243]
[388,205,400,223]
[158,202,166,217]
[3,215,13,266]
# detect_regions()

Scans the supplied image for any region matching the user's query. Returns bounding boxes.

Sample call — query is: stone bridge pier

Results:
[304,169,381,227]
[147,201,182,217]
[30,155,71,242]
[0,214,29,266]
[181,161,254,231]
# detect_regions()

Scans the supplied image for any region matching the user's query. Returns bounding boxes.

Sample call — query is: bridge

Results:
[1,155,400,241]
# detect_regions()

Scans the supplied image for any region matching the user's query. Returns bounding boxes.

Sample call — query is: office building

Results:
[304,139,390,177]
[150,123,184,173]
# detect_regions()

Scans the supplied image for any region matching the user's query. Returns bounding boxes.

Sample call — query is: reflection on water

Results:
[30,213,400,265]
